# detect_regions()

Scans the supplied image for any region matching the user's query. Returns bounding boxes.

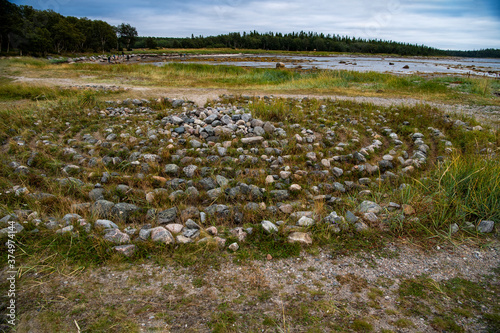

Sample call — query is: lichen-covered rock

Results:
[288,232,312,245]
[150,227,175,244]
[104,229,130,244]
[357,201,382,214]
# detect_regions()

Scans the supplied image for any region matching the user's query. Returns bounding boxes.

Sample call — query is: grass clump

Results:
[392,153,500,237]
[0,82,75,101]
[438,155,500,222]
[397,275,499,332]
[351,318,373,332]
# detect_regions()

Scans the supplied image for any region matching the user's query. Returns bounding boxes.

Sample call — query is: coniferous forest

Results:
[135,33,500,58]
[0,0,136,55]
[1,0,499,58]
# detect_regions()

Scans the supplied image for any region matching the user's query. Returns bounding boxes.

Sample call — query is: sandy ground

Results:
[12,240,499,332]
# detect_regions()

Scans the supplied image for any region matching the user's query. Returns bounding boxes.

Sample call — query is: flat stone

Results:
[388,202,401,211]
[332,167,343,177]
[230,227,248,242]
[270,190,289,201]
[183,165,198,178]
[95,219,119,229]
[261,220,278,233]
[357,200,382,214]
[62,213,82,223]
[290,211,314,220]
[158,207,178,224]
[113,244,136,257]
[290,184,302,191]
[190,139,202,148]
[332,182,346,192]
[215,237,226,248]
[306,152,317,161]
[111,202,139,222]
[169,190,184,201]
[279,204,293,214]
[153,176,167,184]
[216,175,229,187]
[90,200,115,218]
[139,227,152,240]
[150,227,175,243]
[241,136,264,145]
[171,115,184,124]
[288,232,312,245]
[324,211,344,225]
[207,188,223,199]
[402,204,415,215]
[297,216,315,226]
[164,164,180,176]
[174,127,185,134]
[89,188,105,201]
[104,229,130,244]
[363,212,378,223]
[228,242,239,251]
[165,223,184,234]
[57,225,74,234]
[477,220,495,233]
[185,186,200,199]
[280,171,291,179]
[359,178,371,185]
[355,221,369,232]
[206,226,218,236]
[254,126,265,136]
[183,228,200,239]
[263,121,275,133]
[180,206,200,220]
[383,154,394,161]
[345,211,359,223]
[198,177,217,191]
[185,219,200,230]
[176,235,193,244]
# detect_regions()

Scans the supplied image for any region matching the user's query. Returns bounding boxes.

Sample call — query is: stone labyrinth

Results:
[3,95,492,253]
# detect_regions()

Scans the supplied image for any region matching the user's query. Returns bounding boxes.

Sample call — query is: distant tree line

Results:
[445,49,500,58]
[1,0,498,58]
[136,32,500,58]
[0,0,137,55]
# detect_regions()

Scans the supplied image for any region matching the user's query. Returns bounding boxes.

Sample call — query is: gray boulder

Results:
[95,219,119,229]
[104,229,130,244]
[90,200,115,218]
[111,202,139,222]
[158,207,178,224]
[150,227,175,244]
[357,201,382,214]
[477,220,495,233]
[261,220,278,233]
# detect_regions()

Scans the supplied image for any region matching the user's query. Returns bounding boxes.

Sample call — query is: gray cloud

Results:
[11,0,500,50]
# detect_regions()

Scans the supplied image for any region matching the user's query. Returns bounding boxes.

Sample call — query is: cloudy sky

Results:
[12,0,500,50]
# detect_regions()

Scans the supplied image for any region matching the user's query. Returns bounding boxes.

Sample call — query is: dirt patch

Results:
[10,241,500,332]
